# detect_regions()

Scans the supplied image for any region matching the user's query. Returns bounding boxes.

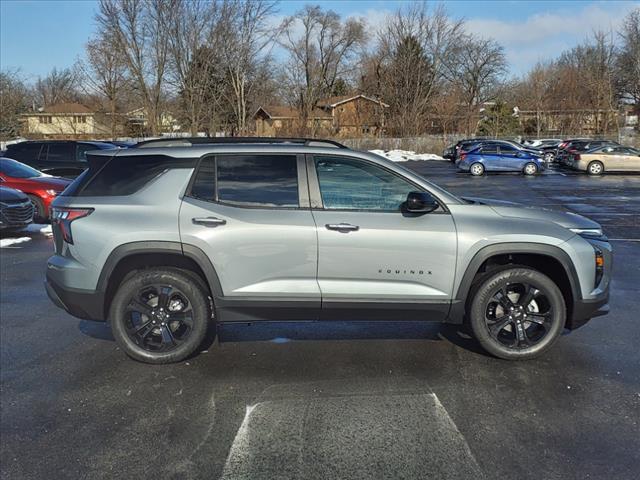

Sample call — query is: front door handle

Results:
[326,223,359,232]
[192,217,226,227]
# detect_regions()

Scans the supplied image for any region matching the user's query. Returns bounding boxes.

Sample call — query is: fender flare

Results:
[96,241,224,299]
[449,242,582,321]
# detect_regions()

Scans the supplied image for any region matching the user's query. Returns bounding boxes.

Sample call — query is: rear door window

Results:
[45,143,76,162]
[215,155,299,207]
[498,145,517,156]
[480,144,498,154]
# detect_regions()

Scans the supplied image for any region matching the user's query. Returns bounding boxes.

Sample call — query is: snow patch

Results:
[369,149,446,162]
[0,237,32,248]
[24,224,53,237]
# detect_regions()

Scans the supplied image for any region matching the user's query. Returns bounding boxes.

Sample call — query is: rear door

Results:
[308,154,457,321]
[42,142,85,177]
[179,153,320,321]
[479,144,500,170]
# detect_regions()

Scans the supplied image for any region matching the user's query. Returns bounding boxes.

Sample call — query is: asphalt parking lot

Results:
[1,162,639,480]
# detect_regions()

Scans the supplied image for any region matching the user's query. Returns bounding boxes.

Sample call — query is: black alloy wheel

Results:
[469,267,565,360]
[111,268,212,363]
[125,284,194,352]
[484,282,552,349]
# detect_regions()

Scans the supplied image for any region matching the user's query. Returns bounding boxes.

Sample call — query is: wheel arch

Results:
[450,243,581,325]
[97,241,224,320]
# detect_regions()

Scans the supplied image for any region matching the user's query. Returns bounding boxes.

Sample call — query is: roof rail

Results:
[134,137,348,149]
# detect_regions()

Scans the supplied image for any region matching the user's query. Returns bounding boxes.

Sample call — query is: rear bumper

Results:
[45,275,105,322]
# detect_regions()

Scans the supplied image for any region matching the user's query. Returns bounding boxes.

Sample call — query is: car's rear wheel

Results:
[110,268,212,364]
[587,161,604,175]
[523,162,538,176]
[469,267,565,360]
[27,195,46,223]
[470,163,485,176]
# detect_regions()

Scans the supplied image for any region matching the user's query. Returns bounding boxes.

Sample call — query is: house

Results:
[254,105,333,137]
[125,107,181,136]
[22,103,109,138]
[254,94,389,137]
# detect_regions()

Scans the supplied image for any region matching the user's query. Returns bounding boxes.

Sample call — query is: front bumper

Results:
[45,274,105,321]
[567,292,609,330]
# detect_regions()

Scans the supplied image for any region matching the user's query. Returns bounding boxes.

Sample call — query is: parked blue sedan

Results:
[457,143,546,176]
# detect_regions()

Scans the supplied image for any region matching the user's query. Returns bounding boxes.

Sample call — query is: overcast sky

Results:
[1,0,638,82]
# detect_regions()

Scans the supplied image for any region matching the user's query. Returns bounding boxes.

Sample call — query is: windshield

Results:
[0,158,42,178]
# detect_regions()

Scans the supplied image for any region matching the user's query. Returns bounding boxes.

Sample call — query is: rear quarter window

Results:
[69,154,196,197]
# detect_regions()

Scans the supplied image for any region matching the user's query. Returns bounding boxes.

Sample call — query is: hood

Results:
[462,196,601,230]
[23,176,72,190]
[0,186,28,202]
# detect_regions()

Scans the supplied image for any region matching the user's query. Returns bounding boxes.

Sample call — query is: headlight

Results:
[570,227,606,240]
[45,189,59,196]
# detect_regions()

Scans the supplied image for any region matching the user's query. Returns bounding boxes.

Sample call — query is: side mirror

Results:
[404,191,439,214]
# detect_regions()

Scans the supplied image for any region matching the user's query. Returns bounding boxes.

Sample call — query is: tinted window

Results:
[78,154,194,196]
[216,155,298,207]
[46,143,76,162]
[6,143,43,162]
[190,156,216,202]
[315,156,415,211]
[0,158,42,178]
[480,144,499,154]
[498,145,517,155]
[77,143,101,161]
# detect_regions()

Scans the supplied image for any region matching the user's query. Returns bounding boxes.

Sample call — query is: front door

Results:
[308,155,457,321]
[180,153,320,321]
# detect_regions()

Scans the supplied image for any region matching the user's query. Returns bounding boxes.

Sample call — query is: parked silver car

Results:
[45,138,612,363]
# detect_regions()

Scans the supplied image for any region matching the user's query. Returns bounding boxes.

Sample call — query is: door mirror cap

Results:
[404,191,439,213]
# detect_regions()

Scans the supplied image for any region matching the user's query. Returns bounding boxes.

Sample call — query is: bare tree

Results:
[35,67,79,106]
[617,8,640,105]
[448,36,507,135]
[281,5,366,130]
[96,0,170,135]
[375,3,464,135]
[220,0,280,135]
[164,0,227,135]
[0,69,31,140]
[77,34,129,138]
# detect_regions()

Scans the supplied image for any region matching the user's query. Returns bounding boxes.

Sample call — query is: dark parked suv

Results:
[5,140,116,178]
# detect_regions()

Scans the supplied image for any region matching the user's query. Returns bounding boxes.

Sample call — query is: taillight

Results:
[559,142,568,148]
[460,153,467,161]
[51,207,93,244]
[575,154,581,161]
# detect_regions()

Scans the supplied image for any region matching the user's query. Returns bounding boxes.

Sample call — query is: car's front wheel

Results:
[470,163,485,176]
[110,268,213,364]
[544,152,555,162]
[469,267,565,360]
[523,162,538,176]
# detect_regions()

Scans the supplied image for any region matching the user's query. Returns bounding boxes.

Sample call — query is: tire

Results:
[587,161,604,175]
[110,268,213,364]
[470,163,485,176]
[27,195,46,223]
[469,267,566,360]
[543,152,554,163]
[523,162,538,176]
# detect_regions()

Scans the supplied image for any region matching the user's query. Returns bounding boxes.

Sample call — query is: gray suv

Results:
[45,138,611,364]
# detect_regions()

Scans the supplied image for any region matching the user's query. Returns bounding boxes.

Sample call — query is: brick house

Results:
[254,94,389,137]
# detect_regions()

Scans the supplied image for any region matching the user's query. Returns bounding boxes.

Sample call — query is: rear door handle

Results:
[326,223,359,232]
[192,217,226,227]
